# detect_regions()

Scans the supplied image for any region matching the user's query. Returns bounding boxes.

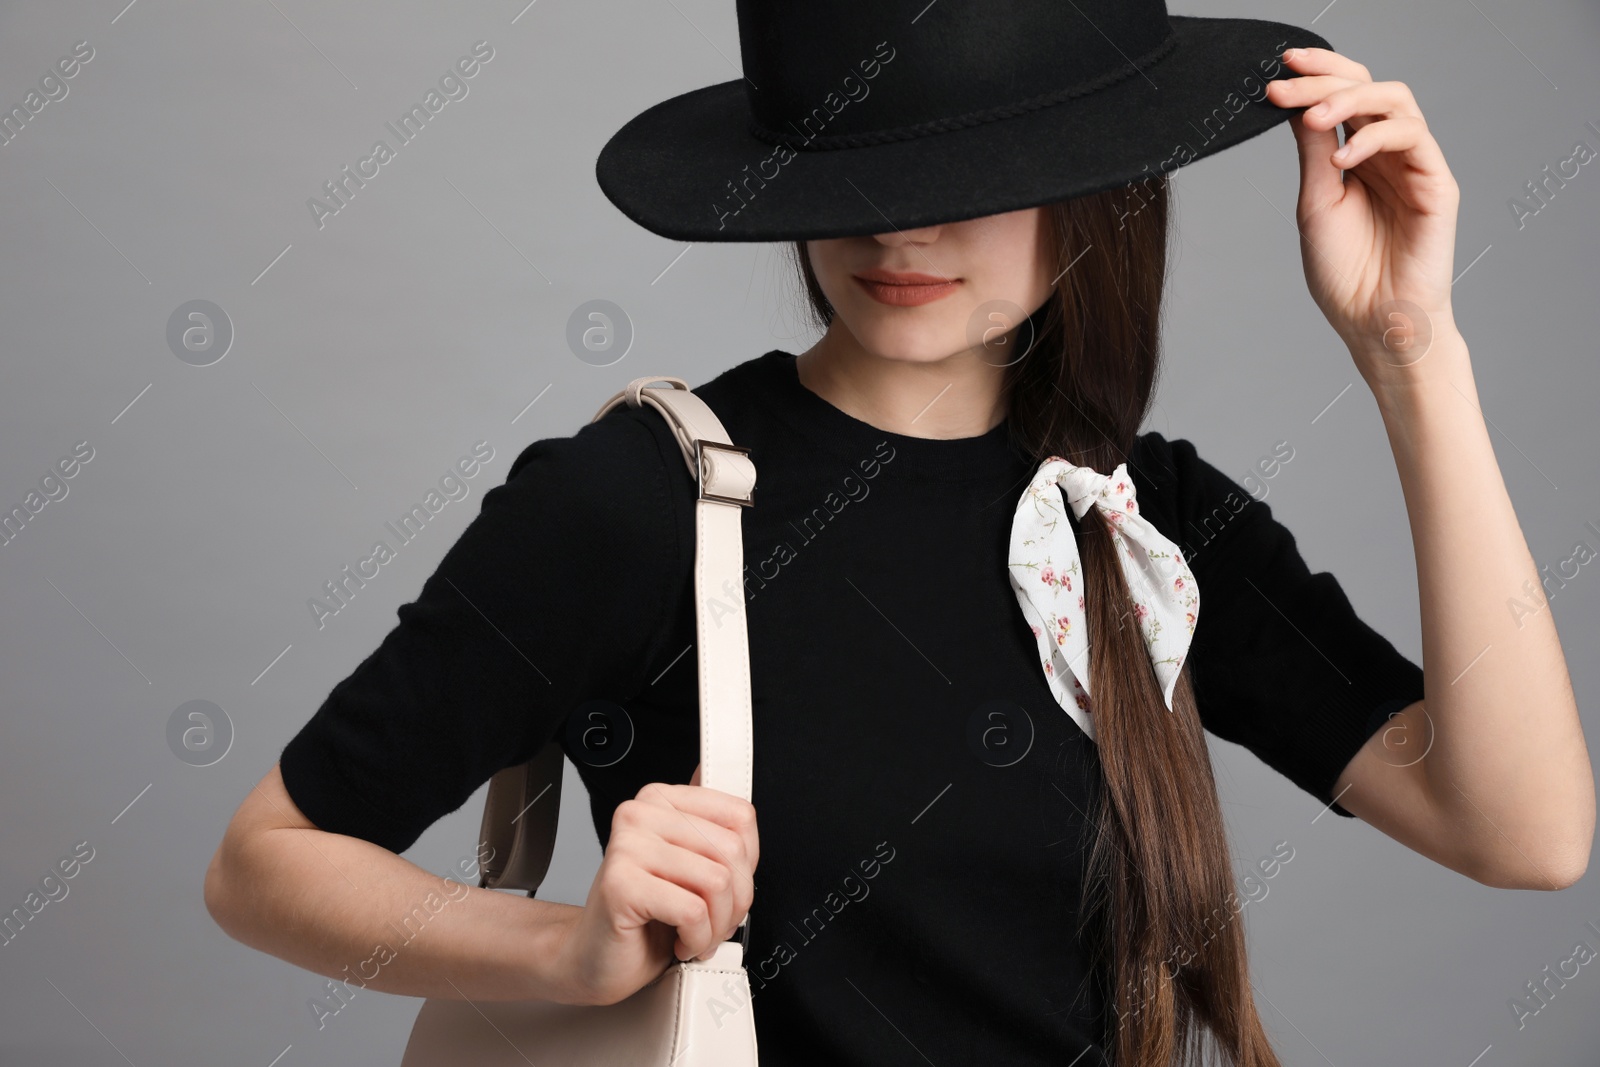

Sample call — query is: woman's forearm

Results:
[1370,327,1592,883]
[204,766,583,1006]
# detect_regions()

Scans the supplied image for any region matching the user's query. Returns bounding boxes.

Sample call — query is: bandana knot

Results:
[1007,457,1200,742]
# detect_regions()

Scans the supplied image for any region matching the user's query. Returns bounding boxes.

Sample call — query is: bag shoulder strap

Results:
[477,375,756,896]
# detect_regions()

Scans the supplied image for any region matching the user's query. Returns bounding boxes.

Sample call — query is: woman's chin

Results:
[842,312,973,366]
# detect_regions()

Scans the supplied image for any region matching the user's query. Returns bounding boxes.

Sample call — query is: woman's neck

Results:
[795,324,1010,441]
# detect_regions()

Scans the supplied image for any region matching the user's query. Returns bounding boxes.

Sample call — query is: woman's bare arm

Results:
[203,762,583,1004]
[1266,48,1592,888]
[1334,331,1593,890]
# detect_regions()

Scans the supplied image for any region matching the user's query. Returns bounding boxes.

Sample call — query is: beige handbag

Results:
[402,376,760,1066]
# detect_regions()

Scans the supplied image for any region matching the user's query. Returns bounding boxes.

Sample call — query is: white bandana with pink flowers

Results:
[1006,457,1199,741]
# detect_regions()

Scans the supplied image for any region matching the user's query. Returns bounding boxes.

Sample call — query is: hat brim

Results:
[595,15,1330,242]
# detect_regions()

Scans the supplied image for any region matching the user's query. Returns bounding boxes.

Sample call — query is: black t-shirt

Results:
[279,349,1424,1064]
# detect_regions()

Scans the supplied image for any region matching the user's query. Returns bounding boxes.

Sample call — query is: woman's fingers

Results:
[636,871,720,964]
[635,782,760,877]
[1270,75,1423,129]
[606,782,759,961]
[617,798,755,913]
[1281,45,1371,84]
[1328,115,1431,171]
[1304,80,1424,132]
[629,837,743,959]
[1268,71,1358,109]
[637,779,751,828]
[1269,51,1444,208]
[596,823,739,959]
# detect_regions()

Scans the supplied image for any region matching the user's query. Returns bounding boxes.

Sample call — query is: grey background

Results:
[0,0,1596,1063]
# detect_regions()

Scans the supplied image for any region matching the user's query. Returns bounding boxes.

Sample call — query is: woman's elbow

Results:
[1471,831,1592,891]
[203,834,246,935]
[1540,832,1593,891]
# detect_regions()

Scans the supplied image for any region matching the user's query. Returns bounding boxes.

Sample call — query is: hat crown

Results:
[735,0,1174,147]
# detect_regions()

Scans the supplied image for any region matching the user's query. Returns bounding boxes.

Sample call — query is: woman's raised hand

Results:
[1267,46,1462,387]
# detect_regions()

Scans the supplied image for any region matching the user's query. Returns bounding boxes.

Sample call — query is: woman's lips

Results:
[852,273,963,307]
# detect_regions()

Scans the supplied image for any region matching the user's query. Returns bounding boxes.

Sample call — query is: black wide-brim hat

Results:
[596,1,1330,242]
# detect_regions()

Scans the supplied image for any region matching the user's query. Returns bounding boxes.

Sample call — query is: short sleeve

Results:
[1139,433,1426,819]
[278,407,685,854]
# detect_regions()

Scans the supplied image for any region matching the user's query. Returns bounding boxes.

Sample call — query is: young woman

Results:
[204,6,1592,1064]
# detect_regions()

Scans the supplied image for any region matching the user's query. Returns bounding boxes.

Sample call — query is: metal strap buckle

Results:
[695,439,754,507]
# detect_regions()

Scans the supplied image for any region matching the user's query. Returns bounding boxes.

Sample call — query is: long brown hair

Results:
[790,180,1281,1065]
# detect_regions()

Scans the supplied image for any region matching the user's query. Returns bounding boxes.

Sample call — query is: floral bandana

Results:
[1006,458,1200,742]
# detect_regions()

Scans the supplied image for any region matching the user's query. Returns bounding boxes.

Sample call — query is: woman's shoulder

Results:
[1130,430,1271,558]
[507,400,677,484]
[507,355,774,495]
[491,400,696,575]
[1130,429,1228,508]
[497,352,805,560]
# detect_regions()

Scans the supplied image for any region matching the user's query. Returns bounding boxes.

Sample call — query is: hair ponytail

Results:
[791,178,1282,1065]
